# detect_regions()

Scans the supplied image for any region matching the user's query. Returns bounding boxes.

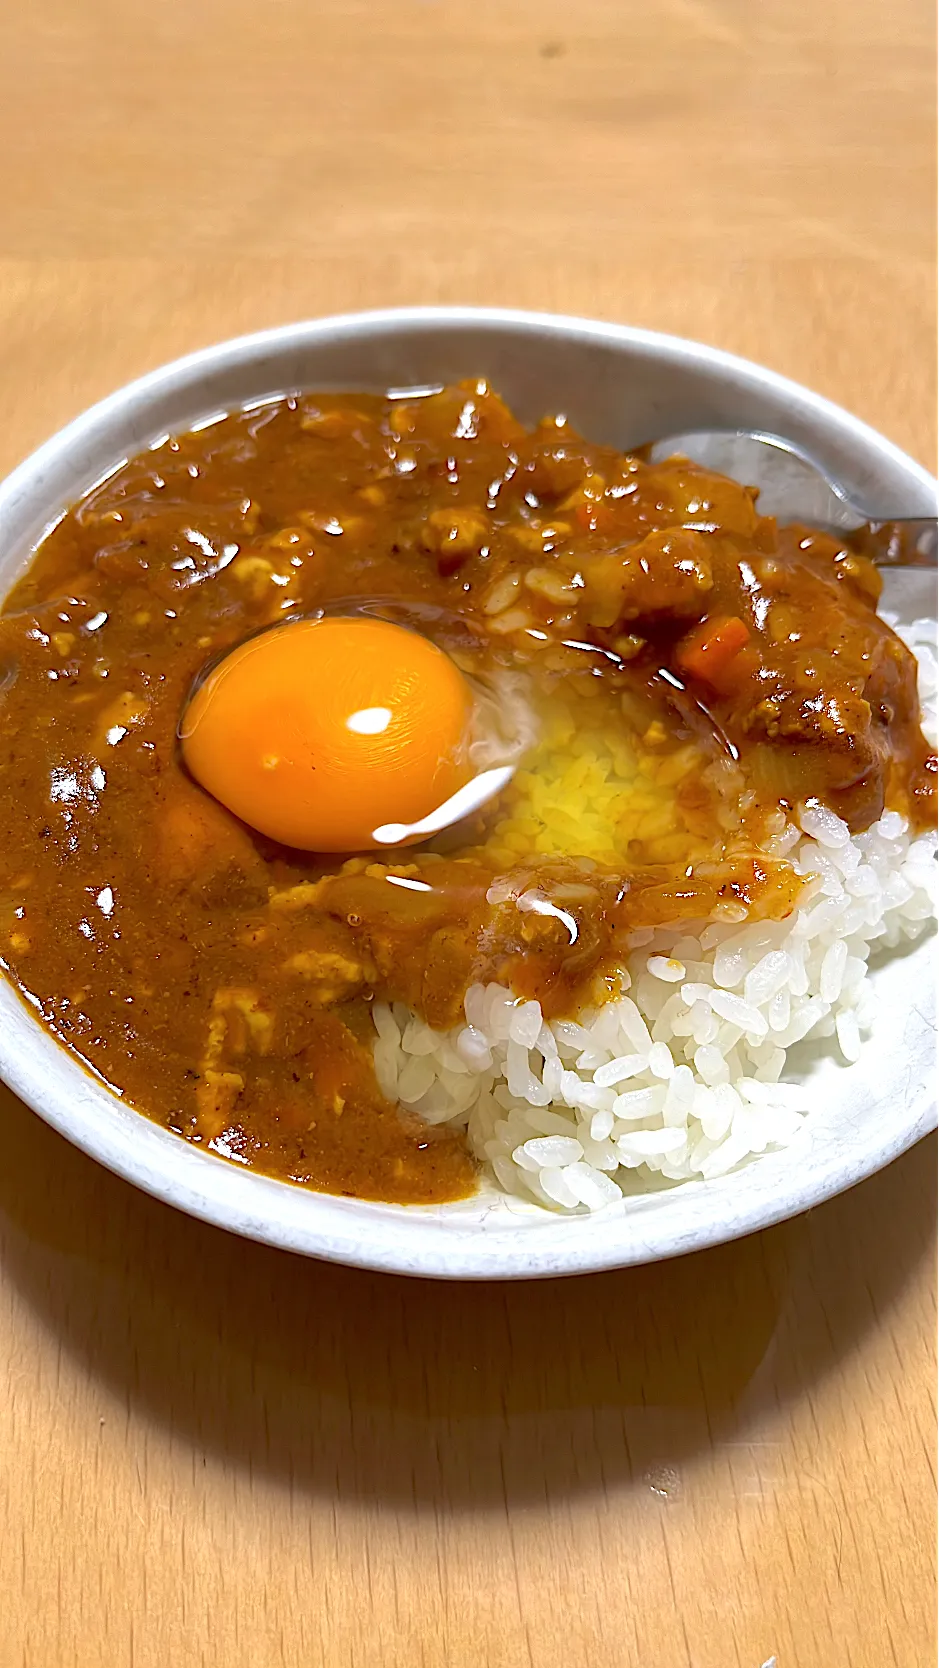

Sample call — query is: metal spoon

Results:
[647,429,937,567]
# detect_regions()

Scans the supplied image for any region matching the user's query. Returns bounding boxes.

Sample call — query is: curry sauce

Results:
[0,383,933,1203]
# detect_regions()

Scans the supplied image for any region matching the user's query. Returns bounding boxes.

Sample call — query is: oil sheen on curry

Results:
[0,384,933,1203]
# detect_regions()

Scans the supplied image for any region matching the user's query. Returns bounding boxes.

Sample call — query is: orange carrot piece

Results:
[675,615,751,687]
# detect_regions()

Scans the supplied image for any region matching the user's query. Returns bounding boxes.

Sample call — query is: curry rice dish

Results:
[0,383,935,1213]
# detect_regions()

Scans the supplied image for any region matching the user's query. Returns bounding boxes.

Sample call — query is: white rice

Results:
[372,619,938,1212]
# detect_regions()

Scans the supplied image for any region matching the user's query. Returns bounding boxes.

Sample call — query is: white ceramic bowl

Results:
[0,307,935,1279]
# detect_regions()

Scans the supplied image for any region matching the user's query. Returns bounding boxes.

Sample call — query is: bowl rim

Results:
[0,973,934,1282]
[0,304,935,1281]
[2,305,936,520]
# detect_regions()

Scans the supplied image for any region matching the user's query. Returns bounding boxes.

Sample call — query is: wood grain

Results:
[0,1,935,1663]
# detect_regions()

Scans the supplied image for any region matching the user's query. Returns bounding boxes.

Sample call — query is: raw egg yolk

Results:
[180,617,474,851]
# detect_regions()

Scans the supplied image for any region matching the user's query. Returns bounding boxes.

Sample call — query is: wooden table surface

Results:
[0,2,935,1664]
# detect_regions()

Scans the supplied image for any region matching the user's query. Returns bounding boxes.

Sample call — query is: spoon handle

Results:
[646,432,937,568]
[853,519,937,569]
